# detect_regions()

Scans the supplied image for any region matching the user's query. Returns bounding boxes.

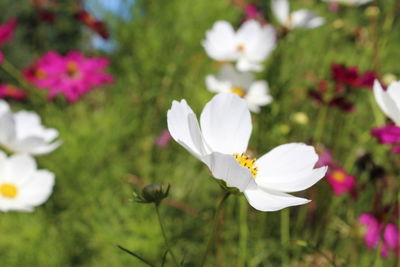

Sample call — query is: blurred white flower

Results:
[0,100,61,155]
[373,80,400,125]
[272,0,324,29]
[167,93,327,212]
[0,152,55,212]
[205,65,272,113]
[202,20,276,72]
[323,0,372,6]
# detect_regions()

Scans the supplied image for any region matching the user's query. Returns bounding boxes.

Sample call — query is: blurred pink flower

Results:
[0,18,17,46]
[244,5,262,20]
[0,84,26,100]
[359,213,400,258]
[24,51,114,102]
[371,125,400,154]
[326,168,356,196]
[0,51,4,63]
[156,130,172,147]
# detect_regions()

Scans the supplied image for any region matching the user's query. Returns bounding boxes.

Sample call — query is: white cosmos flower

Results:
[167,93,327,212]
[205,65,272,113]
[373,80,400,126]
[272,0,324,29]
[202,20,276,72]
[0,100,61,155]
[323,0,372,6]
[0,151,55,212]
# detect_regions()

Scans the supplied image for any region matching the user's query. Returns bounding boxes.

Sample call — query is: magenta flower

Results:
[359,213,400,258]
[326,168,356,196]
[24,51,114,102]
[155,129,172,148]
[0,18,17,46]
[0,84,26,100]
[371,125,400,153]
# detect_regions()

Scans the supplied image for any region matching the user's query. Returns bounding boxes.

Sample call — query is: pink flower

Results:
[326,168,356,196]
[155,130,172,147]
[24,51,114,102]
[0,18,17,46]
[359,213,400,258]
[0,84,26,100]
[0,51,4,63]
[371,125,400,154]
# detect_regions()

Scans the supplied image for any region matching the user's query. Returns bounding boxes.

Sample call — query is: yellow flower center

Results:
[0,183,18,198]
[35,68,47,79]
[66,61,79,78]
[331,170,346,183]
[236,44,245,52]
[233,153,258,178]
[231,87,246,98]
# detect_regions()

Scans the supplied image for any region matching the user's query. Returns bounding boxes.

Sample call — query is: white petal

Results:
[4,154,37,186]
[245,81,273,113]
[244,187,310,212]
[18,170,55,207]
[290,10,324,29]
[271,0,290,25]
[373,80,400,125]
[241,25,276,63]
[8,137,60,155]
[0,101,16,144]
[200,93,251,154]
[202,21,239,61]
[205,75,232,94]
[167,99,207,159]
[218,65,254,89]
[236,58,264,72]
[202,152,256,192]
[255,143,327,192]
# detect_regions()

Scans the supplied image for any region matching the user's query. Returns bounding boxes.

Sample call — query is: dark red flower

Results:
[331,63,376,89]
[75,10,109,39]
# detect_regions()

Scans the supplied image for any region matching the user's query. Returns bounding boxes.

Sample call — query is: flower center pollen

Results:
[66,61,79,78]
[0,183,18,198]
[236,44,245,52]
[231,87,246,98]
[331,170,346,183]
[233,153,258,178]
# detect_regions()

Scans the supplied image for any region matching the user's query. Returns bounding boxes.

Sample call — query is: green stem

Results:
[155,204,180,267]
[313,106,328,144]
[238,197,248,267]
[280,208,290,266]
[200,191,231,267]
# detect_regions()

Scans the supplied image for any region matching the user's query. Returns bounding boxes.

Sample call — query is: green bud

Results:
[135,184,170,206]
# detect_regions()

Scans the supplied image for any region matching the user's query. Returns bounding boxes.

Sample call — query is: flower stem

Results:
[238,197,248,267]
[280,208,290,265]
[154,204,180,267]
[200,191,231,267]
[313,106,328,144]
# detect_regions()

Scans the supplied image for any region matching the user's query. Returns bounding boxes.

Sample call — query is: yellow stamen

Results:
[331,170,346,183]
[233,153,258,178]
[236,44,245,52]
[231,87,246,98]
[66,61,79,78]
[0,183,18,198]
[35,68,47,79]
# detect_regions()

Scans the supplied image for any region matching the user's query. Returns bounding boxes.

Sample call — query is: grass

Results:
[0,0,399,266]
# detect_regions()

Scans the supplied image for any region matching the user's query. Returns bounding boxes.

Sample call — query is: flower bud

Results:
[135,184,170,206]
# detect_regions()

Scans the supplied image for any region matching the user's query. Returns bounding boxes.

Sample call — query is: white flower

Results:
[205,65,273,113]
[0,100,61,155]
[323,0,372,6]
[373,80,400,126]
[0,152,55,212]
[272,0,324,29]
[202,20,276,72]
[167,93,327,212]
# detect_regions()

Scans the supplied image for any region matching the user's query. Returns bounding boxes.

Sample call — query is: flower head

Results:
[0,100,61,155]
[331,63,375,89]
[0,84,26,100]
[167,93,327,211]
[202,20,276,72]
[272,0,324,30]
[373,80,400,126]
[0,18,17,46]
[205,65,272,113]
[371,125,400,154]
[326,168,356,196]
[24,51,114,103]
[0,152,55,212]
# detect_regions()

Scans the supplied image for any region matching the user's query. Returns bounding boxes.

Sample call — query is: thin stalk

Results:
[200,191,231,267]
[238,197,248,267]
[155,204,180,267]
[117,245,156,267]
[280,208,290,266]
[313,106,328,144]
